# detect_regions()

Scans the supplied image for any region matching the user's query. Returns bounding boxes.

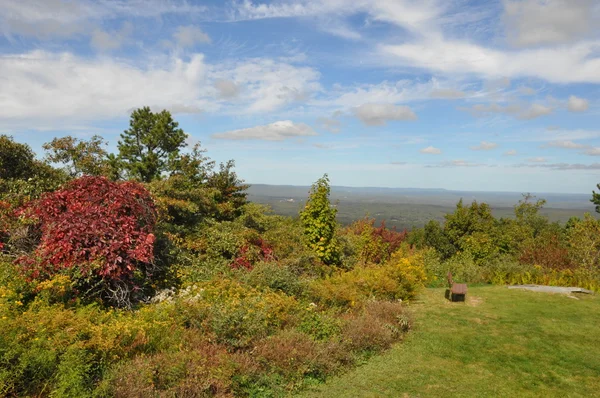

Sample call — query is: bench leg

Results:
[451,293,466,302]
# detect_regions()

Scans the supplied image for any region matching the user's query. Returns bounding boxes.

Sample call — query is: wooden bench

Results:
[447,272,467,302]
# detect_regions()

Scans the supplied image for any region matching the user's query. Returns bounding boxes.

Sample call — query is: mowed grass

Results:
[298,286,600,398]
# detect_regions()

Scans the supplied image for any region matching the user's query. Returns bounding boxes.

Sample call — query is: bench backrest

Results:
[447,272,454,287]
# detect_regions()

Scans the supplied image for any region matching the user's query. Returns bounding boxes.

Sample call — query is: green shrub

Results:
[309,250,426,308]
[241,261,304,297]
[168,279,304,349]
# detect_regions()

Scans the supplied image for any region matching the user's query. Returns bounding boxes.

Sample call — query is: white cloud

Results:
[567,95,589,112]
[442,160,482,167]
[212,120,317,141]
[90,22,133,51]
[543,140,587,149]
[519,103,553,120]
[0,0,206,40]
[470,141,498,151]
[0,50,322,129]
[504,149,517,156]
[584,147,600,156]
[379,38,600,84]
[522,162,600,170]
[430,88,466,99]
[353,103,417,126]
[173,25,211,47]
[233,0,442,37]
[528,157,547,163]
[316,112,342,133]
[214,79,241,99]
[0,50,208,128]
[503,0,597,47]
[420,146,442,154]
[211,58,321,113]
[463,102,553,120]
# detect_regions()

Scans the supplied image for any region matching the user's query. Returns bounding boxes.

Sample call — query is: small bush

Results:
[341,301,409,353]
[309,250,426,308]
[168,279,303,349]
[107,338,235,397]
[241,261,304,296]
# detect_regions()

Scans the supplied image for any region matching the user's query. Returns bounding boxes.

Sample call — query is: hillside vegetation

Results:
[1,108,599,396]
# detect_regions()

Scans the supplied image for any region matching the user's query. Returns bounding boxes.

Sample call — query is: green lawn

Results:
[298,286,600,398]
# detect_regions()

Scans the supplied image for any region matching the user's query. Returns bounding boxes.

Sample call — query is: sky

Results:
[1,0,599,194]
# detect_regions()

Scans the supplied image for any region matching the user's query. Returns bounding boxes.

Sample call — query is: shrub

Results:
[342,300,409,353]
[242,261,304,296]
[519,231,573,271]
[17,176,158,307]
[343,218,408,265]
[254,330,322,381]
[168,279,303,349]
[309,250,426,308]
[424,250,484,287]
[297,309,342,341]
[106,337,236,397]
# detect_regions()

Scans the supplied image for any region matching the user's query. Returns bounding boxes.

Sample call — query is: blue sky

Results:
[1,0,599,193]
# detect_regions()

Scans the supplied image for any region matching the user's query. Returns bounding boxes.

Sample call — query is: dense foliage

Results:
[0,113,425,397]
[409,194,600,291]
[1,110,598,396]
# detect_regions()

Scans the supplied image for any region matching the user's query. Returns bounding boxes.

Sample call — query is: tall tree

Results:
[299,174,341,266]
[43,135,109,178]
[118,107,187,183]
[592,184,600,213]
[0,135,36,180]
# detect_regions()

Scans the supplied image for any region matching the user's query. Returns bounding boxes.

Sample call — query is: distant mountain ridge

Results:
[247,183,593,210]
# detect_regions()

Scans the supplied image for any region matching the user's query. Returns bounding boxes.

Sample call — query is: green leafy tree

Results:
[592,184,600,213]
[299,174,341,266]
[42,135,109,177]
[207,160,249,221]
[444,199,498,261]
[117,107,187,182]
[0,135,38,180]
[567,214,600,271]
[423,220,456,259]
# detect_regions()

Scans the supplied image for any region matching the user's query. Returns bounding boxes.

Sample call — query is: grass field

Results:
[298,286,600,398]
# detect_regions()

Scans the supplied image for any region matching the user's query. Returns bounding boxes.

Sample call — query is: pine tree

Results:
[118,107,187,182]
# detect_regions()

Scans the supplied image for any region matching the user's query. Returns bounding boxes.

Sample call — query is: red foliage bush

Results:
[346,218,408,264]
[230,237,275,270]
[17,176,157,281]
[519,234,573,270]
[373,220,408,256]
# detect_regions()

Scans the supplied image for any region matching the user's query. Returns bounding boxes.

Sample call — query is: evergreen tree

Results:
[118,107,187,182]
[592,184,600,213]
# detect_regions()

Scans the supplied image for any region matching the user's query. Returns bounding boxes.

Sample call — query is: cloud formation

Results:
[353,103,417,126]
[470,141,498,151]
[567,95,589,112]
[503,0,597,47]
[173,25,211,47]
[214,79,241,99]
[543,140,587,149]
[463,102,553,120]
[212,120,317,141]
[420,146,442,155]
